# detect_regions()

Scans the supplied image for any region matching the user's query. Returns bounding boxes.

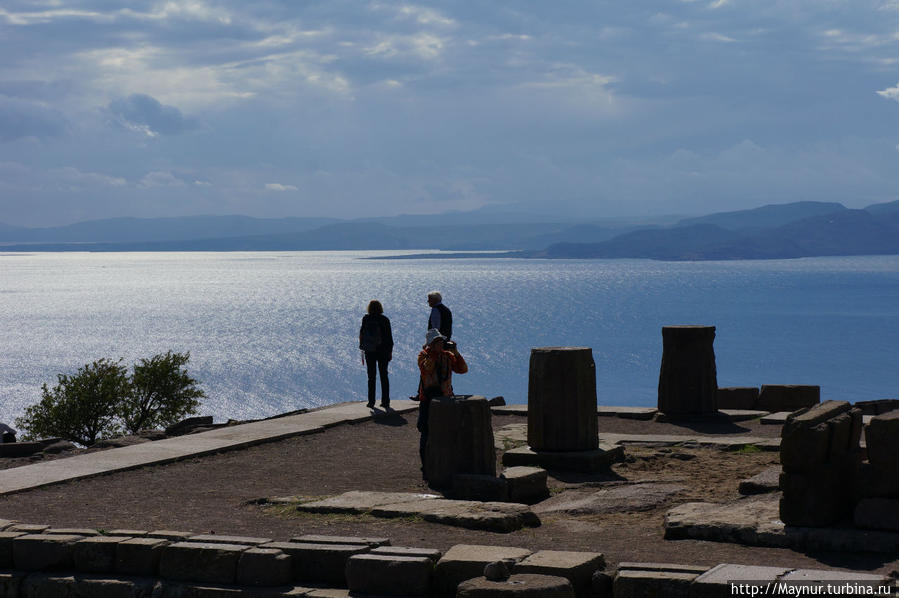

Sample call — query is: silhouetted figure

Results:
[359,300,394,409]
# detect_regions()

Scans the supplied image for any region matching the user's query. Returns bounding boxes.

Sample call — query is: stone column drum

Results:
[657,326,718,416]
[425,395,496,489]
[527,347,598,452]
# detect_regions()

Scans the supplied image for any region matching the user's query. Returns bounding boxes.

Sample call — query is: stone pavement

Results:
[0,401,420,496]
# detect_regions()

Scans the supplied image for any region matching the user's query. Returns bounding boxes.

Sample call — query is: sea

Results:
[1,251,898,425]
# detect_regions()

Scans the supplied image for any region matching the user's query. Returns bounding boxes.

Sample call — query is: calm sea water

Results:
[1,251,898,424]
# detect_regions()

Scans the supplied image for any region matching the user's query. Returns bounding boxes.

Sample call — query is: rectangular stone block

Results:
[614,569,697,598]
[426,396,496,488]
[529,347,599,450]
[0,572,25,598]
[502,443,624,473]
[854,498,899,532]
[13,534,84,571]
[854,399,899,415]
[780,422,830,473]
[116,537,169,576]
[514,550,604,597]
[20,573,76,597]
[865,410,899,468]
[690,564,791,598]
[0,532,25,568]
[45,528,100,536]
[758,385,820,412]
[8,524,49,534]
[291,534,390,548]
[188,535,272,546]
[158,541,247,585]
[262,542,369,585]
[371,545,442,563]
[147,530,194,541]
[74,575,158,598]
[73,536,132,573]
[716,387,759,410]
[434,544,531,595]
[780,469,851,527]
[346,554,433,596]
[236,547,292,587]
[853,462,899,499]
[502,466,549,504]
[451,473,509,502]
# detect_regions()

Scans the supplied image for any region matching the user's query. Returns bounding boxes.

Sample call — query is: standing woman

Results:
[359,300,394,409]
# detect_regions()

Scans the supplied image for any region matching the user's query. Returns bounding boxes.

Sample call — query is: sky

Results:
[2,1,899,227]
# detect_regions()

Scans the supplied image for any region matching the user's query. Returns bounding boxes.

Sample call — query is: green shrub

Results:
[119,351,205,434]
[16,352,205,446]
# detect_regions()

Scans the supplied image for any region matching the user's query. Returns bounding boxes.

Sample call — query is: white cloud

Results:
[140,171,185,188]
[265,183,298,192]
[700,32,737,43]
[876,83,899,101]
[51,166,126,189]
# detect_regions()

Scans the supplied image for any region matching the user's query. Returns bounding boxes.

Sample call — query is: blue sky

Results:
[2,1,899,226]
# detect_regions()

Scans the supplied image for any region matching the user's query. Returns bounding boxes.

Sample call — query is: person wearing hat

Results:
[416,328,468,478]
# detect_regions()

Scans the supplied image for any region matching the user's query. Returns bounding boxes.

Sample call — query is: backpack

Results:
[360,316,382,352]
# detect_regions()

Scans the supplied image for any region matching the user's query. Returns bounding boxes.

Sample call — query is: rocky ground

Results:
[0,412,896,576]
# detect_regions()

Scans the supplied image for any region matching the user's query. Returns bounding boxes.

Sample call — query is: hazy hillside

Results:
[676,201,847,231]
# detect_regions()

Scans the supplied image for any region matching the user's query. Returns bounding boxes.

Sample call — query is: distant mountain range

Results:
[2,199,899,260]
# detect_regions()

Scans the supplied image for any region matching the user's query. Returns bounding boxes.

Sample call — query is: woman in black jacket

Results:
[359,300,394,409]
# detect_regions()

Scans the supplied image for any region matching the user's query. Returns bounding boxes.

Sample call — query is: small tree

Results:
[16,358,128,446]
[119,351,204,433]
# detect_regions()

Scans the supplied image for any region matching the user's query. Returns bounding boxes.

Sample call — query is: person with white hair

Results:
[426,291,452,340]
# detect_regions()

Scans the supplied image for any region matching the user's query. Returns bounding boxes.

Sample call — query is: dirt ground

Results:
[0,412,896,576]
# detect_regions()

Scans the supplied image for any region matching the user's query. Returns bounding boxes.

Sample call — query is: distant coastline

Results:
[2,199,899,260]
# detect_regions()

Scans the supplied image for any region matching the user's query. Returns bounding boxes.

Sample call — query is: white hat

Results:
[425,328,446,346]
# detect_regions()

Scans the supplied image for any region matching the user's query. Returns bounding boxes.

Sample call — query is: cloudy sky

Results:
[2,1,899,227]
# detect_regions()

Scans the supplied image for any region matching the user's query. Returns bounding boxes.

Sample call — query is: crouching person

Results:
[417,328,468,478]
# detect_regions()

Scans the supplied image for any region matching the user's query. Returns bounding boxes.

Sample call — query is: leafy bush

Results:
[120,351,205,434]
[16,352,205,446]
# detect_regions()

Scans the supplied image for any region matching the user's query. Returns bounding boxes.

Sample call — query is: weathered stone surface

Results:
[760,411,792,425]
[854,399,899,415]
[13,534,83,571]
[20,573,76,597]
[297,491,538,532]
[261,541,368,585]
[501,443,624,473]
[345,554,432,596]
[73,536,131,573]
[107,529,148,537]
[115,537,168,576]
[738,466,781,495]
[691,563,791,598]
[451,473,509,502]
[426,395,496,488]
[502,466,549,504]
[0,572,25,597]
[514,550,604,597]
[8,524,50,534]
[528,347,598,451]
[74,575,158,598]
[158,541,247,584]
[666,495,899,553]
[614,569,698,598]
[291,534,389,548]
[865,409,899,467]
[46,527,99,536]
[657,326,717,416]
[780,421,831,473]
[372,499,539,533]
[236,547,292,587]
[716,387,759,410]
[757,384,820,412]
[854,498,899,532]
[779,569,893,589]
[457,573,574,597]
[147,530,194,541]
[0,531,25,568]
[780,470,851,527]
[187,535,272,546]
[165,416,213,436]
[535,483,685,516]
[371,545,442,563]
[296,490,439,514]
[853,462,899,499]
[596,406,657,420]
[434,544,532,595]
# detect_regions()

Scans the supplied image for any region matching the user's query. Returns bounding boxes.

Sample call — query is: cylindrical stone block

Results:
[657,326,718,416]
[527,347,598,452]
[425,396,496,489]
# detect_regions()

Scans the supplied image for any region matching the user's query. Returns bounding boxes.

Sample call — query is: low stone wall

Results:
[0,520,895,597]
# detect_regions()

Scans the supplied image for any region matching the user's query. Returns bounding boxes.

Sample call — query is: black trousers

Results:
[365,351,390,407]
